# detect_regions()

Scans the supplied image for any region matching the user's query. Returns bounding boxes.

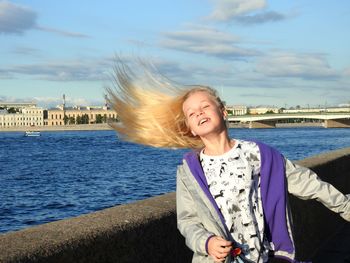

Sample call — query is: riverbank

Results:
[0,122,324,132]
[0,123,113,132]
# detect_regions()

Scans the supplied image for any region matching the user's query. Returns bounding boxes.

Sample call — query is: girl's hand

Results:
[207,236,232,262]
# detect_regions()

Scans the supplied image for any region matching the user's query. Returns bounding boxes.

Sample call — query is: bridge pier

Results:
[324,119,350,128]
[249,120,276,128]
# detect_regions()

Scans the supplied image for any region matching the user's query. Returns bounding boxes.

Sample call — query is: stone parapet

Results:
[0,193,192,263]
[249,120,276,128]
[324,119,350,128]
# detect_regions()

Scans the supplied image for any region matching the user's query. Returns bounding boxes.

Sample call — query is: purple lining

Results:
[205,234,216,254]
[183,140,296,259]
[184,151,232,237]
[255,141,295,254]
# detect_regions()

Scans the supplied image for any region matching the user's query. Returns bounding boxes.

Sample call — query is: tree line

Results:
[63,114,117,125]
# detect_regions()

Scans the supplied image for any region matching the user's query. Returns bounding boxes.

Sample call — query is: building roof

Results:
[0,102,36,108]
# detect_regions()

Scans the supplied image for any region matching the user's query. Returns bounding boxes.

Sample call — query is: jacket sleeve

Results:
[285,158,350,222]
[176,165,215,256]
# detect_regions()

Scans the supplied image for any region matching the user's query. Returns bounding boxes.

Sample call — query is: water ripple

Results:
[1,128,350,233]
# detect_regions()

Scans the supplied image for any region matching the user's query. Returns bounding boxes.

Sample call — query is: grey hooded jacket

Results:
[176,143,350,263]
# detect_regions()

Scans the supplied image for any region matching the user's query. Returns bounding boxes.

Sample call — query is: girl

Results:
[108,62,350,263]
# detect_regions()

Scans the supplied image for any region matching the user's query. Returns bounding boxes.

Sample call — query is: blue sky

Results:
[0,0,349,108]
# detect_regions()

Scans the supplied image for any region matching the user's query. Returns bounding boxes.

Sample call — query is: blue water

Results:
[1,127,350,234]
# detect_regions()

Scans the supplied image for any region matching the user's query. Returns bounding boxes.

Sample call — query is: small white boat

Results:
[24,131,41,137]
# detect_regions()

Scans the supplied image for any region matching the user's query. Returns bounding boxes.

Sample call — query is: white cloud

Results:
[234,11,285,25]
[0,1,90,37]
[149,58,237,86]
[207,0,286,24]
[11,46,40,55]
[160,25,259,59]
[36,26,90,38]
[141,55,347,107]
[255,51,338,79]
[0,0,37,34]
[0,69,13,79]
[343,67,350,77]
[33,96,102,108]
[0,59,113,81]
[209,0,266,20]
[0,95,104,108]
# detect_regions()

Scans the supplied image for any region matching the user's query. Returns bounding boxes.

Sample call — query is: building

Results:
[46,106,117,126]
[0,95,118,128]
[225,105,248,116]
[0,106,44,128]
[45,94,118,126]
[248,107,279,114]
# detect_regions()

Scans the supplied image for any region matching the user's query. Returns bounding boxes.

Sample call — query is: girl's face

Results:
[182,91,227,138]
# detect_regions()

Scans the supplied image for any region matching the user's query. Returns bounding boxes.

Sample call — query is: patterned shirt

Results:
[200,139,270,262]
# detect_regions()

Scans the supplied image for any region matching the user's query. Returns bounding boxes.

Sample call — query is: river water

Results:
[1,127,350,233]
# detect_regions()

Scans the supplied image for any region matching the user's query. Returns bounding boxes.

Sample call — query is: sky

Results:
[0,0,349,109]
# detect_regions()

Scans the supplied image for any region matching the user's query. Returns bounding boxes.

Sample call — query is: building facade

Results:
[226,105,248,116]
[0,106,44,128]
[0,97,118,128]
[248,107,279,114]
[46,106,117,126]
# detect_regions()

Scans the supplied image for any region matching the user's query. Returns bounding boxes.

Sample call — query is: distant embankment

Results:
[1,148,349,263]
[0,122,325,132]
[228,122,323,128]
[0,124,112,132]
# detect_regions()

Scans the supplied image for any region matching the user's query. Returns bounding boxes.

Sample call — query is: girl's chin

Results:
[196,129,221,137]
[196,126,226,137]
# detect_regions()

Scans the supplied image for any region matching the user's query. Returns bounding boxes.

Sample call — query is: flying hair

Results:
[106,60,225,149]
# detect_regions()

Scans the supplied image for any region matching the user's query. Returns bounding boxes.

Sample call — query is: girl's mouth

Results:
[198,118,209,126]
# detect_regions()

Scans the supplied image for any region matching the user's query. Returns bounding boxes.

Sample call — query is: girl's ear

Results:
[191,130,197,136]
[222,108,228,119]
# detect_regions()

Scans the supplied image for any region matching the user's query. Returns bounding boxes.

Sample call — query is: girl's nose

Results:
[196,110,204,117]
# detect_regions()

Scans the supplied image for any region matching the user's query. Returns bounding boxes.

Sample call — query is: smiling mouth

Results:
[198,118,209,126]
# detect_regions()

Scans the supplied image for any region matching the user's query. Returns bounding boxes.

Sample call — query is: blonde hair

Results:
[107,62,225,149]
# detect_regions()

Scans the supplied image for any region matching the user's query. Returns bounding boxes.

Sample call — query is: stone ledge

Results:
[0,124,112,132]
[0,193,191,263]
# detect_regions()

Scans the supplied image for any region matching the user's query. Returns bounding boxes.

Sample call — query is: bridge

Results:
[228,112,350,128]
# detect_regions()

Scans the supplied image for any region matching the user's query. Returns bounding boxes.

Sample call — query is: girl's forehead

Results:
[183,91,216,110]
[185,91,212,102]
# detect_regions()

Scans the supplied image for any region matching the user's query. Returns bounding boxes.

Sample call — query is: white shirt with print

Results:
[200,139,270,262]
